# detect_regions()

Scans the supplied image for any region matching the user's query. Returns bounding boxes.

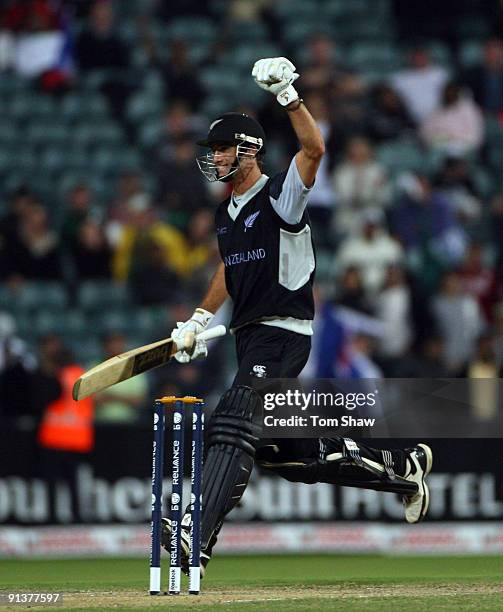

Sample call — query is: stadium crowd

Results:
[1,0,503,426]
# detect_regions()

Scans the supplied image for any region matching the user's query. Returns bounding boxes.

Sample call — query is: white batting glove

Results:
[170,308,214,363]
[252,57,300,106]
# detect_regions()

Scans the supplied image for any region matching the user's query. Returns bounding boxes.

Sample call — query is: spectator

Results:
[107,171,152,244]
[0,311,35,372]
[157,136,211,226]
[227,0,273,23]
[367,82,415,143]
[315,297,384,379]
[2,200,63,282]
[156,0,206,19]
[180,208,219,281]
[395,335,449,378]
[390,47,449,124]
[60,183,94,245]
[70,219,112,280]
[111,198,186,284]
[301,91,337,247]
[131,241,180,306]
[156,101,206,165]
[457,243,499,324]
[75,0,131,119]
[493,303,503,366]
[2,1,60,33]
[392,172,467,287]
[433,156,481,220]
[491,190,503,283]
[374,265,413,364]
[301,33,351,93]
[334,266,372,314]
[336,333,383,379]
[419,81,484,155]
[93,331,148,423]
[335,210,403,295]
[75,0,128,71]
[36,334,94,522]
[2,0,69,89]
[0,186,36,269]
[432,270,483,374]
[0,312,37,423]
[461,37,503,117]
[332,137,392,235]
[330,73,369,145]
[127,207,217,304]
[161,39,206,111]
[466,334,500,422]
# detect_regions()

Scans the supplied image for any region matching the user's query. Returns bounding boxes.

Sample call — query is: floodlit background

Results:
[1,0,503,558]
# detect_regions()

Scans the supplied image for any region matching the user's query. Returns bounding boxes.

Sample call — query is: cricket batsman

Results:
[162,57,433,575]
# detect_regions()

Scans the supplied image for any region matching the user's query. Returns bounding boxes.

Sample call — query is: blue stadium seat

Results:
[60,147,90,172]
[132,307,170,339]
[274,0,323,20]
[90,148,124,174]
[78,281,132,311]
[227,21,269,43]
[0,148,11,172]
[167,17,217,44]
[325,0,391,19]
[200,67,241,93]
[376,140,425,175]
[234,79,268,107]
[0,122,18,146]
[138,118,163,149]
[282,21,334,46]
[223,43,283,71]
[425,41,453,67]
[71,338,102,366]
[60,93,109,120]
[458,40,483,68]
[346,44,400,72]
[40,147,68,173]
[92,309,132,334]
[26,123,69,146]
[471,165,495,199]
[126,92,164,123]
[13,282,68,313]
[7,147,37,171]
[201,95,238,120]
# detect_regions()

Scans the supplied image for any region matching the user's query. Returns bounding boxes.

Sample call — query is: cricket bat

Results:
[72,324,227,401]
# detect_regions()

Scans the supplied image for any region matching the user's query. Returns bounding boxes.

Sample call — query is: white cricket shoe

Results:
[402,443,433,524]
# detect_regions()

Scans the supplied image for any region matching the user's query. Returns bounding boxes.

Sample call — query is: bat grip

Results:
[176,324,227,353]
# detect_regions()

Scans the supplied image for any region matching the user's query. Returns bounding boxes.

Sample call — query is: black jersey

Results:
[215,162,316,331]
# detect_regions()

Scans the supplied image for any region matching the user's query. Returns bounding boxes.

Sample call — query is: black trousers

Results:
[230,324,407,474]
[232,324,317,461]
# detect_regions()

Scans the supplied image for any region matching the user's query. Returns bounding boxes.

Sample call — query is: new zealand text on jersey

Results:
[223,248,266,267]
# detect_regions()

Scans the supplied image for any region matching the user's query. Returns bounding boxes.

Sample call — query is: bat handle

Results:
[197,324,227,342]
[179,324,227,353]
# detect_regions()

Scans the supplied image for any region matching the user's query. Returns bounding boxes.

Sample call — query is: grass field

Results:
[1,555,503,611]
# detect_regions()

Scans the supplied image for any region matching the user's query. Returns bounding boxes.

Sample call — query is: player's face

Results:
[212,145,237,177]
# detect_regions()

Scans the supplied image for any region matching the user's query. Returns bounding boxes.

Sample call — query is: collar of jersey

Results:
[227,174,269,221]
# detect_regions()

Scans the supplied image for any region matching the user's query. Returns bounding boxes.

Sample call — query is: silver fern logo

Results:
[244,211,260,232]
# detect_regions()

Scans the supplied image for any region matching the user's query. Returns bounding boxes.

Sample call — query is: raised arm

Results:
[252,57,325,187]
[287,101,325,187]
